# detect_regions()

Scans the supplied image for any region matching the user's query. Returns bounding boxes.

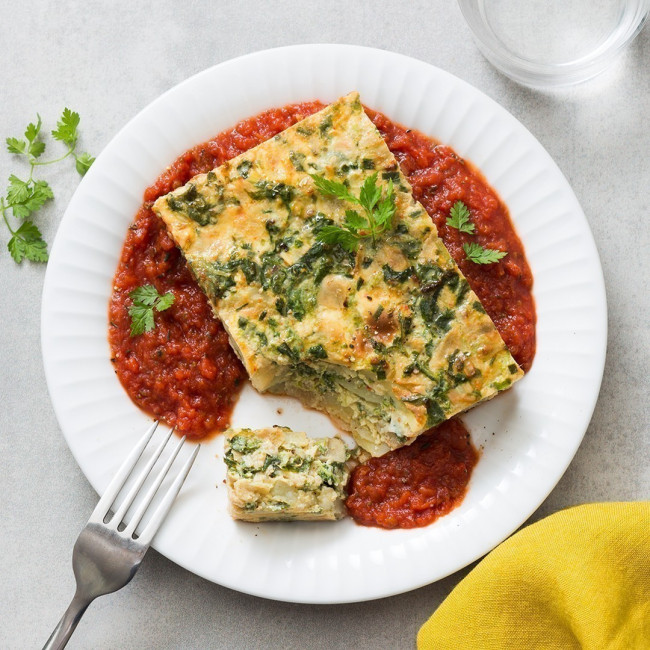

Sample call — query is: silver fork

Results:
[43,422,200,650]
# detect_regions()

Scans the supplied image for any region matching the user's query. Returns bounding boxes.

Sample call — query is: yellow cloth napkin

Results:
[418,502,650,649]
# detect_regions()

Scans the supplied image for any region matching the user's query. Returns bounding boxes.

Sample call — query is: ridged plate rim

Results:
[41,44,607,603]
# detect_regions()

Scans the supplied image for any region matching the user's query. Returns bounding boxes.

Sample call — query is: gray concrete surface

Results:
[1,1,648,648]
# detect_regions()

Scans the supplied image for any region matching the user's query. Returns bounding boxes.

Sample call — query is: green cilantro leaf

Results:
[373,180,396,229]
[309,174,357,203]
[7,175,30,205]
[7,220,48,263]
[29,141,46,158]
[463,242,507,264]
[24,115,42,144]
[51,108,80,146]
[316,224,360,252]
[6,137,26,155]
[128,304,155,337]
[26,180,54,215]
[447,201,475,234]
[128,285,175,336]
[311,172,397,251]
[359,173,382,212]
[155,291,175,311]
[75,152,95,176]
[8,177,54,218]
[130,284,162,307]
[343,209,368,230]
[7,116,46,159]
[449,201,506,264]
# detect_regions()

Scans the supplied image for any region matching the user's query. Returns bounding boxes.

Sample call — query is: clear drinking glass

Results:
[457,0,650,87]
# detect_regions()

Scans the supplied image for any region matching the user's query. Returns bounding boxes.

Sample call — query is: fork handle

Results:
[43,591,93,650]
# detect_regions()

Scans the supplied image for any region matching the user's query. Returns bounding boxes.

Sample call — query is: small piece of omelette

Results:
[153,92,523,456]
[224,426,354,521]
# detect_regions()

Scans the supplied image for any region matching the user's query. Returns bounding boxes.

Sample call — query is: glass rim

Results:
[457,0,650,87]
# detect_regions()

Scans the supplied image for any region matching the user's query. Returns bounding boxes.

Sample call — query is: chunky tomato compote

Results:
[109,98,535,526]
[346,419,478,528]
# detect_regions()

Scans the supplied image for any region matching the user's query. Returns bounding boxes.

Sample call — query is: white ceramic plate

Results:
[41,45,607,604]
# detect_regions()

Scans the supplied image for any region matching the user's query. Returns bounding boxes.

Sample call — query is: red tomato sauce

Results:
[109,99,535,527]
[109,102,326,439]
[346,419,478,529]
[108,207,246,438]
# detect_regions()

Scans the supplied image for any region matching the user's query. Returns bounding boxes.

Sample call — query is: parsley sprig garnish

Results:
[462,241,508,264]
[2,109,95,263]
[128,285,175,336]
[446,200,475,234]
[310,172,396,252]
[446,200,507,265]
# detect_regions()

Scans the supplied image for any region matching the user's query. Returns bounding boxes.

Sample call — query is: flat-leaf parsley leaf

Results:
[310,172,396,251]
[463,242,507,264]
[2,107,94,264]
[51,108,81,146]
[128,285,176,336]
[446,200,475,234]
[447,200,507,264]
[7,219,49,263]
[75,152,95,176]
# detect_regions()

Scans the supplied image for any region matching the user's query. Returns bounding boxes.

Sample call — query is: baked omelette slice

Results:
[224,426,354,521]
[153,92,524,457]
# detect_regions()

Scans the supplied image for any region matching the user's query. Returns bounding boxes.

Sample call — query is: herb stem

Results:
[0,199,16,235]
[31,145,75,167]
[369,207,378,244]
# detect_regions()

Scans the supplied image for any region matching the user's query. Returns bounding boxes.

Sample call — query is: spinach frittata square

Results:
[224,427,354,522]
[154,92,523,456]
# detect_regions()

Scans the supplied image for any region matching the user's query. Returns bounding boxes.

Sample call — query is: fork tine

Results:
[108,427,175,527]
[90,421,159,522]
[123,435,188,538]
[135,443,201,547]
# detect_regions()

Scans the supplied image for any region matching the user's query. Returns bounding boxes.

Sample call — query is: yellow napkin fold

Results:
[418,502,650,650]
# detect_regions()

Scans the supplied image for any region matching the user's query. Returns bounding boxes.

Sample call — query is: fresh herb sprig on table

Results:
[128,285,175,336]
[310,172,396,252]
[2,108,95,263]
[446,200,507,264]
